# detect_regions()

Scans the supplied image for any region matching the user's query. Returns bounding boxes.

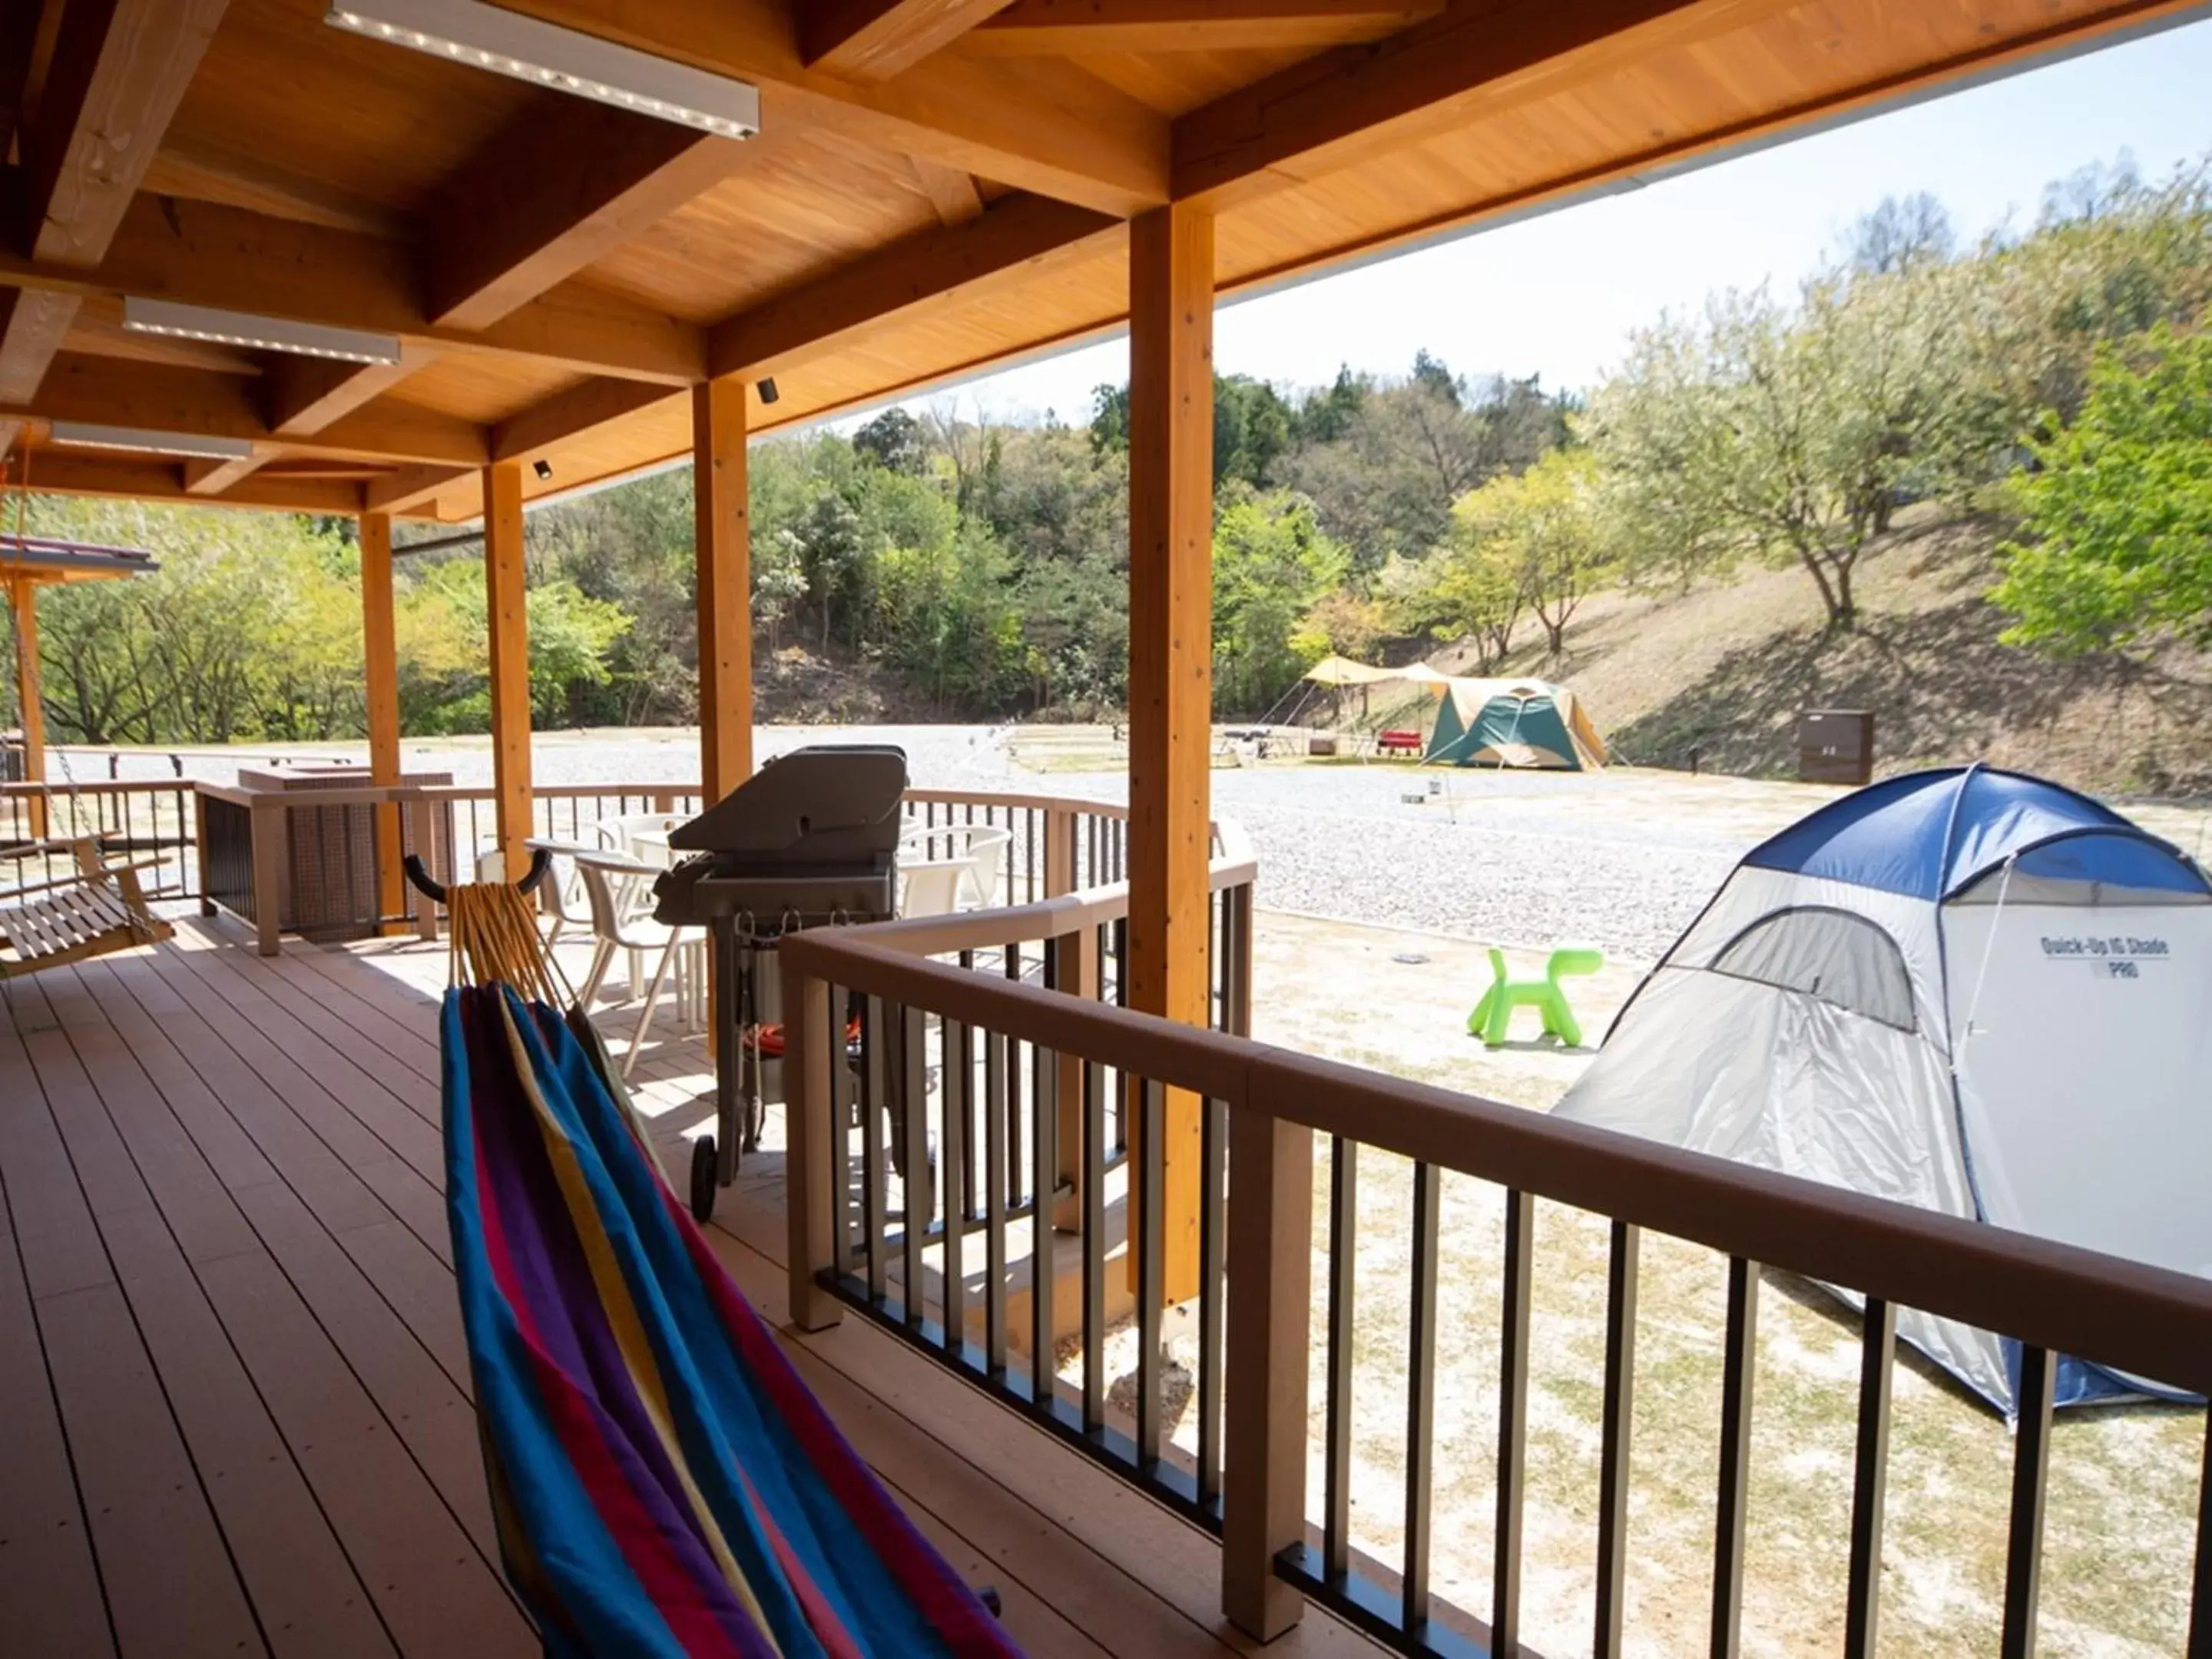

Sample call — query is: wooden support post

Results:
[1125,201,1214,1303]
[8,576,46,839]
[694,375,754,802]
[482,459,532,879]
[249,799,285,956]
[1221,1107,1312,1640]
[359,512,404,929]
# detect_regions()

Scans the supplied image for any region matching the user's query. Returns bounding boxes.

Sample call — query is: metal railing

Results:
[778,920,2212,1658]
[2,779,200,899]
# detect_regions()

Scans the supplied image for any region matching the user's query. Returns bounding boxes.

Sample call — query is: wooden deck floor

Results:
[0,915,1381,1659]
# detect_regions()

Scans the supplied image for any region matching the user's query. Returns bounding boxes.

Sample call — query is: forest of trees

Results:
[5,152,2209,748]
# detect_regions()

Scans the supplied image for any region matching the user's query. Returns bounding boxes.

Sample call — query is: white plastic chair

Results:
[523,838,595,947]
[572,849,702,1078]
[896,822,1014,916]
[594,812,687,867]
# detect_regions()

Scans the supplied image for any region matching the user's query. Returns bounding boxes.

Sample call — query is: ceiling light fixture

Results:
[325,2,760,140]
[49,422,256,462]
[123,297,405,366]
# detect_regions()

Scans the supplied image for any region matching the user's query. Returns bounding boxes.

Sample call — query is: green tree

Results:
[1210,490,1347,716]
[1992,318,2212,655]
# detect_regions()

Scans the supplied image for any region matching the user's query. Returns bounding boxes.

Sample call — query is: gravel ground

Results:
[81,725,1748,961]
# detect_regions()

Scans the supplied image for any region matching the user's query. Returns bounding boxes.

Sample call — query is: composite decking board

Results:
[39,963,265,1267]
[91,1204,401,1659]
[0,982,119,1300]
[349,1151,459,1269]
[0,1131,116,1659]
[205,938,447,1127]
[0,992,268,1659]
[36,1278,271,1658]
[97,952,411,1235]
[191,1241,535,1657]
[142,939,451,1196]
[227,1176,495,1532]
[240,932,449,1094]
[164,933,450,1175]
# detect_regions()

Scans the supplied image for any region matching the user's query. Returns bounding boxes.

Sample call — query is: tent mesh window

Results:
[1708,905,1917,1031]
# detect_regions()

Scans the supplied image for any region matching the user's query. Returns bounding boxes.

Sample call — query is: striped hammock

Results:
[443,976,1021,1658]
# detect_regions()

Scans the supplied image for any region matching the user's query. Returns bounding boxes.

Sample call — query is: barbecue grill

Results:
[653,745,907,1219]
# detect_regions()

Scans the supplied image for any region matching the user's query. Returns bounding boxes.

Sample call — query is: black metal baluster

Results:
[1843,1296,1895,1659]
[1197,1094,1225,1509]
[959,949,978,1218]
[1323,1136,1359,1584]
[1404,1161,1442,1638]
[1712,1257,1759,1659]
[1594,1220,1641,1659]
[1134,1077,1165,1469]
[862,995,888,1303]
[1005,942,1025,1192]
[1081,1058,1106,1435]
[1030,1005,1058,1419]
[985,1028,1008,1378]
[900,1004,927,1330]
[942,1015,969,1360]
[1494,1190,1534,1657]
[2000,1344,2056,1659]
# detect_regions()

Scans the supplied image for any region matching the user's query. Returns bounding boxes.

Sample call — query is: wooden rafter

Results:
[367,464,473,516]
[0,0,230,429]
[182,447,270,496]
[0,189,704,386]
[492,0,1165,216]
[14,353,487,469]
[967,0,1441,55]
[707,192,1121,378]
[490,376,685,466]
[261,343,437,439]
[909,155,985,226]
[145,134,409,239]
[1171,0,1717,205]
[424,99,753,331]
[17,449,366,513]
[801,0,1019,80]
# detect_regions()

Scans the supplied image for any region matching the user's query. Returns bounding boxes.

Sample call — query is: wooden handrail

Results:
[778,928,2212,1397]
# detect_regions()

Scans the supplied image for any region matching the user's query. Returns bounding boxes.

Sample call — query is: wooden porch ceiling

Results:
[0,0,2200,522]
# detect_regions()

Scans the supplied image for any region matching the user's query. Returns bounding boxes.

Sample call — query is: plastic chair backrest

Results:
[899,859,969,919]
[573,851,660,945]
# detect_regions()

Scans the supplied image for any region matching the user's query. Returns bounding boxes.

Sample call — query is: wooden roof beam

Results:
[492,1,1165,216]
[14,353,489,469]
[2,0,230,422]
[707,191,1121,379]
[22,449,366,514]
[1171,0,1715,207]
[368,465,474,517]
[424,99,753,332]
[909,155,985,226]
[0,188,705,385]
[801,0,1018,80]
[490,376,684,465]
[968,0,1441,55]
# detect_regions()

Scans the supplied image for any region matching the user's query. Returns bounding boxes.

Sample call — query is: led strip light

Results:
[123,297,404,366]
[49,422,256,462]
[326,2,760,139]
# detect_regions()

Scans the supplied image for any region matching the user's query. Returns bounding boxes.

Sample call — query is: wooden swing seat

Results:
[0,837,173,979]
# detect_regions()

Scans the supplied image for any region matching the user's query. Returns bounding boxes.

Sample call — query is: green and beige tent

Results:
[1425,677,1608,770]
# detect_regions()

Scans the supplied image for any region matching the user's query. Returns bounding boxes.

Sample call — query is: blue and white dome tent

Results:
[1555,764,2212,1414]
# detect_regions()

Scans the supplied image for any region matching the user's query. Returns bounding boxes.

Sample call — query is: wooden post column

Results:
[482,460,532,879]
[1125,201,1214,1304]
[694,375,753,801]
[7,576,45,839]
[359,512,405,926]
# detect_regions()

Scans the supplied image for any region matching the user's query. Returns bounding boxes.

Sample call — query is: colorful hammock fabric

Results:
[443,975,1023,1658]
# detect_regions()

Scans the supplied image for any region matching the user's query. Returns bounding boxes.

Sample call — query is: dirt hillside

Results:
[1467,514,2212,800]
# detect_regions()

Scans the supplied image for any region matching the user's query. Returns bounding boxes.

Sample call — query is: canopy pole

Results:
[8,574,45,839]
[483,460,532,881]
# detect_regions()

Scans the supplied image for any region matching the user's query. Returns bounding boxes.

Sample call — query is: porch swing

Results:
[1,442,174,979]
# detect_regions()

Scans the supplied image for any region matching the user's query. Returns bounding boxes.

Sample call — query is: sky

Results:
[890,14,2212,426]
